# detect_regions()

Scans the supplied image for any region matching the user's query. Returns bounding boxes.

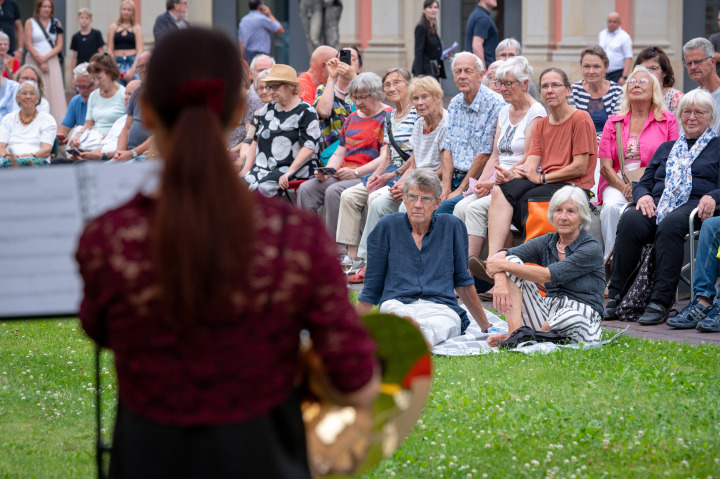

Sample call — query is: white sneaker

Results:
[348,259,365,274]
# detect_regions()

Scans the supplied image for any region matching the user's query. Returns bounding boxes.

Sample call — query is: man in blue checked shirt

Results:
[438,52,504,214]
[238,0,285,63]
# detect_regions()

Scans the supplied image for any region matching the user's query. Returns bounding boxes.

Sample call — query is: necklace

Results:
[18,110,37,126]
[555,241,566,254]
[395,101,411,120]
[334,84,347,95]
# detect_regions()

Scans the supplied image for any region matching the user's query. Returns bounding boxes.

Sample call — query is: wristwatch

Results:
[102,153,108,161]
[395,170,401,177]
[131,149,138,158]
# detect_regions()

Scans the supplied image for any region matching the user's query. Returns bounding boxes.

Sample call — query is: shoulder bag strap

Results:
[615,120,629,184]
[385,112,411,161]
[33,17,56,50]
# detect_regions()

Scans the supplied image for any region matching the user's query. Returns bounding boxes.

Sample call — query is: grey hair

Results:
[73,62,91,82]
[481,61,501,87]
[547,186,592,232]
[382,67,411,84]
[17,80,41,103]
[254,69,270,90]
[496,37,522,56]
[348,72,385,101]
[677,88,717,129]
[450,52,485,73]
[249,54,275,72]
[0,32,9,44]
[496,56,533,84]
[403,169,443,199]
[683,37,715,61]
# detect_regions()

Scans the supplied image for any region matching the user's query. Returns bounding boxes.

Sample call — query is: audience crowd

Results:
[4,1,720,341]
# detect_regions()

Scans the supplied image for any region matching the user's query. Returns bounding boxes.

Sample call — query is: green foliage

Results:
[2,321,720,478]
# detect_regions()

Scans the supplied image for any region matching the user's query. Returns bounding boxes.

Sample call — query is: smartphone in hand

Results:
[315,167,337,175]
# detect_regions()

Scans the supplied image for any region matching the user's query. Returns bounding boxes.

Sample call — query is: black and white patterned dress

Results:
[244,100,320,197]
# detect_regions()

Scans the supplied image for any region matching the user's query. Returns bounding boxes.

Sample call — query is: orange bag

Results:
[522,198,556,243]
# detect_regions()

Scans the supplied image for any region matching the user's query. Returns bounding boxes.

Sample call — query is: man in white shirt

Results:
[598,12,632,85]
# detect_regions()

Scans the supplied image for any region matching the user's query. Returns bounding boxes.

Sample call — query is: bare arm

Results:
[486,256,552,284]
[440,149,453,197]
[239,140,258,176]
[453,152,491,195]
[472,36,485,65]
[107,24,116,56]
[24,19,41,62]
[355,301,374,316]
[315,59,339,118]
[13,19,23,54]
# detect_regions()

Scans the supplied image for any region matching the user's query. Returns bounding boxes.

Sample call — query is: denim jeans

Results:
[436,172,465,214]
[693,216,720,302]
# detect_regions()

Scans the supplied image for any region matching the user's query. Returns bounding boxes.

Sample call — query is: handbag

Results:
[520,197,555,243]
[616,121,645,184]
[615,244,655,322]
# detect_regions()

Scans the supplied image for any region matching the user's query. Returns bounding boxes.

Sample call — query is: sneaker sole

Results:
[696,323,720,332]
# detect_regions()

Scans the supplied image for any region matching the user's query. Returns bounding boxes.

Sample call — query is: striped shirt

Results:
[409,109,448,170]
[385,107,418,167]
[570,81,623,136]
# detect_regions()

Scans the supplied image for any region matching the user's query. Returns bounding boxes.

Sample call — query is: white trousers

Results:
[453,193,492,238]
[600,185,628,260]
[379,299,461,346]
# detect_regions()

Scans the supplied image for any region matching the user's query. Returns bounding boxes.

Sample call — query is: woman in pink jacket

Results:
[598,66,679,261]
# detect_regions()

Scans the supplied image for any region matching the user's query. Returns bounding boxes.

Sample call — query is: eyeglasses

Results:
[493,79,519,89]
[75,84,93,91]
[683,57,712,68]
[352,94,370,103]
[540,82,565,90]
[266,84,283,91]
[627,78,650,85]
[681,109,709,118]
[257,84,272,92]
[383,80,405,90]
[405,193,436,205]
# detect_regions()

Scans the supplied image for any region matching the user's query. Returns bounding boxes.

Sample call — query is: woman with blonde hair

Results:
[24,0,66,124]
[108,0,144,85]
[597,66,679,261]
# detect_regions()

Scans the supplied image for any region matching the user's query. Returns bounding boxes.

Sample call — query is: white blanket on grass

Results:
[432,307,627,356]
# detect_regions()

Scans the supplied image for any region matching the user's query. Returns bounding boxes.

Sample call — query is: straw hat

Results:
[263,64,299,86]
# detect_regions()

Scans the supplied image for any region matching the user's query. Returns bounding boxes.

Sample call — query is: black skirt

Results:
[109,390,310,479]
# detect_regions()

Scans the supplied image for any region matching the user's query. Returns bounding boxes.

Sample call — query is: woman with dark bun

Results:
[76,28,378,478]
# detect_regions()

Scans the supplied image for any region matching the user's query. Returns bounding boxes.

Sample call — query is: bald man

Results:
[598,12,633,85]
[297,45,338,104]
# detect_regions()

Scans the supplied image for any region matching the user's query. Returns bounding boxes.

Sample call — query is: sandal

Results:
[348,266,366,284]
[468,256,494,285]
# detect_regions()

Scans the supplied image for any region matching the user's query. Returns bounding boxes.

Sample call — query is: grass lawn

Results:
[2,319,719,478]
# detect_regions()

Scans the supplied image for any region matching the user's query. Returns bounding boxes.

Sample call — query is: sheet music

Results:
[0,161,162,319]
[0,166,85,318]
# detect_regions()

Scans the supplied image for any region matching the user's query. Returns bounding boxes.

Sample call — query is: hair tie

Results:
[176,79,226,115]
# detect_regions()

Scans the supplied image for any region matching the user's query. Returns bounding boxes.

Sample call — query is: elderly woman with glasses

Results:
[0,80,57,167]
[336,67,417,276]
[454,56,546,262]
[240,64,321,197]
[597,66,679,262]
[605,89,720,325]
[634,46,684,114]
[483,186,605,347]
[484,68,597,261]
[296,72,392,242]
